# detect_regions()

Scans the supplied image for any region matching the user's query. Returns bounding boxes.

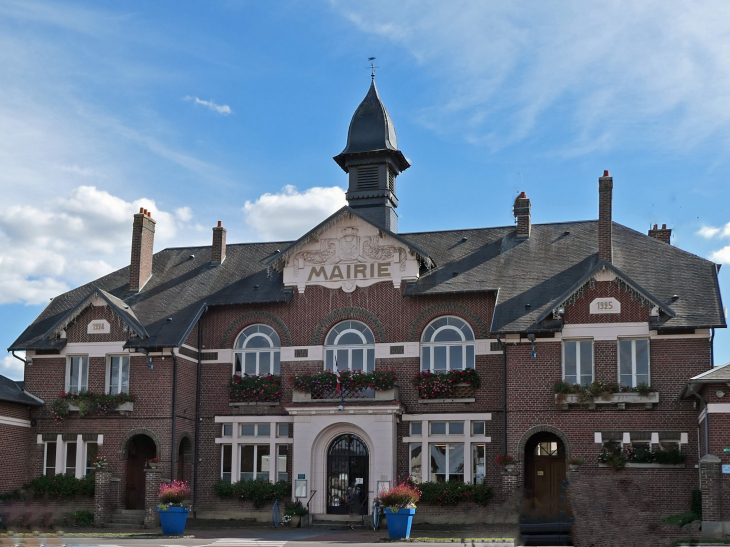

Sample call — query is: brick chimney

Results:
[129,207,156,292]
[513,192,531,239]
[648,223,672,245]
[212,221,227,264]
[598,170,613,262]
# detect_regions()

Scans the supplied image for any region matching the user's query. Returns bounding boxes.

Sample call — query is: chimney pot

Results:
[603,170,610,177]
[212,222,227,264]
[649,223,672,244]
[662,223,666,229]
[653,224,658,230]
[139,207,144,214]
[513,191,532,239]
[129,209,156,292]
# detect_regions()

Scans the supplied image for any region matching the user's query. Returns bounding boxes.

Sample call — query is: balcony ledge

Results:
[229,401,280,407]
[598,462,685,469]
[419,398,476,404]
[292,386,398,403]
[556,392,659,410]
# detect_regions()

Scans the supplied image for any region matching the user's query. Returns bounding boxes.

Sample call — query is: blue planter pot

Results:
[384,508,416,539]
[157,506,190,535]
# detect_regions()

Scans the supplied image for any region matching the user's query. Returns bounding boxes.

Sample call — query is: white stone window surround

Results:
[402,413,491,484]
[0,415,32,428]
[420,316,476,372]
[618,337,651,387]
[594,431,688,449]
[105,354,130,395]
[37,434,104,479]
[214,416,293,484]
[562,338,594,386]
[324,320,375,373]
[65,355,89,394]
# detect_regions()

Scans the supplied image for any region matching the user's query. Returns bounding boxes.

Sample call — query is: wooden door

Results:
[125,435,157,510]
[526,437,566,515]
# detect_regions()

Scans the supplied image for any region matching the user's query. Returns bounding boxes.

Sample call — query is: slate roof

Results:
[8,218,725,352]
[0,374,43,406]
[687,361,730,383]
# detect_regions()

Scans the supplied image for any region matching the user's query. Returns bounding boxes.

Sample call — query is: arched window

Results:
[234,325,281,376]
[325,320,375,372]
[420,316,475,372]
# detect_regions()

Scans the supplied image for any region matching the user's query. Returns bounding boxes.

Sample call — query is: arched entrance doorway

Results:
[177,437,192,482]
[524,432,567,514]
[125,434,157,509]
[326,434,369,515]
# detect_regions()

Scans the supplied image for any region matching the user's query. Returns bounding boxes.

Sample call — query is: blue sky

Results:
[2,0,730,379]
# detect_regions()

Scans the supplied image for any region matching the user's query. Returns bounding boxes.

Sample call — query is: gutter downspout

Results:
[711,328,715,367]
[171,351,179,482]
[192,307,207,519]
[497,335,508,454]
[12,351,29,367]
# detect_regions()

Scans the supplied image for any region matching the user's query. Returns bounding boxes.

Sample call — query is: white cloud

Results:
[333,1,730,154]
[697,223,730,239]
[0,185,200,305]
[243,185,347,241]
[184,96,232,116]
[1,352,25,381]
[710,246,730,264]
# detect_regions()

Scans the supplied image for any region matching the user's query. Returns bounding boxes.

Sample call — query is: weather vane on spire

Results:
[366,57,379,80]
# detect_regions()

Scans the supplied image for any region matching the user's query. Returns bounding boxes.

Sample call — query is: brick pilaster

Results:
[700,454,723,523]
[94,469,112,527]
[144,469,162,528]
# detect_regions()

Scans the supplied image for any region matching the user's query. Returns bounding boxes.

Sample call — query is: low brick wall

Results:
[0,498,95,529]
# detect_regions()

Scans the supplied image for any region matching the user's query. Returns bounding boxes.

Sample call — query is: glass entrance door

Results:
[326,434,369,515]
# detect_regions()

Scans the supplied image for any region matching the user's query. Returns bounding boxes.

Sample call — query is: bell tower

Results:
[333,80,410,232]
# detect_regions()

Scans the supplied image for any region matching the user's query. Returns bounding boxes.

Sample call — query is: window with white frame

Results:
[563,340,593,386]
[410,422,422,436]
[409,444,422,483]
[619,339,650,387]
[108,355,130,394]
[472,444,486,483]
[234,325,281,376]
[85,442,98,476]
[430,443,464,482]
[241,423,270,437]
[240,445,270,481]
[421,316,475,372]
[222,424,233,437]
[66,356,88,394]
[44,442,57,476]
[472,421,486,435]
[324,320,375,372]
[221,445,232,482]
[430,421,464,435]
[277,445,289,482]
[276,423,289,438]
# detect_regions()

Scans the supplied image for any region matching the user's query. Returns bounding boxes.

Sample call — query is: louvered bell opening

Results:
[387,168,395,193]
[357,165,379,190]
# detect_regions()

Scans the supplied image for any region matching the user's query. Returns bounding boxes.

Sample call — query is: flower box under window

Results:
[292,386,399,403]
[68,401,134,414]
[598,462,684,469]
[556,391,659,410]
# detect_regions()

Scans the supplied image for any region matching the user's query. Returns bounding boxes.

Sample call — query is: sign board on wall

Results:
[87,320,110,334]
[722,465,730,474]
[282,218,420,293]
[723,447,730,453]
[589,297,621,315]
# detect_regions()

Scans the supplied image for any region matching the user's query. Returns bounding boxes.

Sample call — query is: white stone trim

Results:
[562,322,649,341]
[707,403,730,413]
[280,346,324,361]
[374,342,419,358]
[402,412,492,421]
[214,416,294,424]
[651,329,711,340]
[0,415,31,428]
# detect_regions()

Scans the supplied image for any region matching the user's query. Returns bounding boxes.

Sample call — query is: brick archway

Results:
[311,307,387,345]
[119,428,162,460]
[516,425,572,461]
[220,311,292,348]
[407,303,489,341]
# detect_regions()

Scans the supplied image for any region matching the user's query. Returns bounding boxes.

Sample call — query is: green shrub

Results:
[25,474,94,500]
[662,512,699,527]
[71,510,94,527]
[416,481,492,506]
[51,391,135,424]
[213,479,290,508]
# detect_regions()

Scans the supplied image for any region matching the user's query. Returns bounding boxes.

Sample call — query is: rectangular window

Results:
[108,355,130,394]
[85,442,98,476]
[472,444,486,484]
[240,445,270,481]
[409,444,422,483]
[619,339,650,387]
[277,423,290,437]
[563,340,593,385]
[472,421,486,435]
[277,445,289,482]
[410,422,422,436]
[67,356,89,394]
[430,443,464,482]
[421,345,475,371]
[240,423,270,437]
[45,442,57,476]
[222,424,233,437]
[448,422,464,435]
[65,442,77,476]
[430,422,464,435]
[430,422,446,435]
[221,445,232,482]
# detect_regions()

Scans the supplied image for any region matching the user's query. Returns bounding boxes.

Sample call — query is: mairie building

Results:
[4,79,730,545]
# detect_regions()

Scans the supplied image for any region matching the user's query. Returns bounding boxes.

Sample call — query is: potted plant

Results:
[284,500,308,528]
[496,454,515,473]
[568,457,585,472]
[157,480,191,535]
[148,457,160,469]
[379,481,422,539]
[91,456,108,469]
